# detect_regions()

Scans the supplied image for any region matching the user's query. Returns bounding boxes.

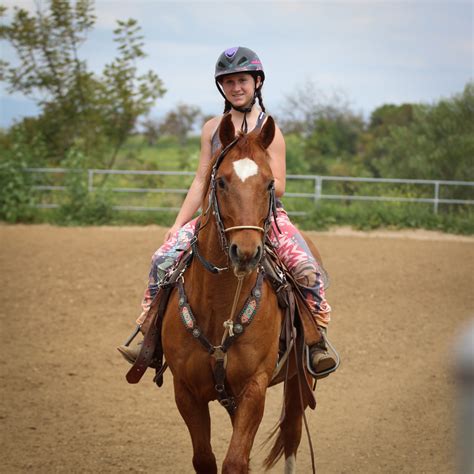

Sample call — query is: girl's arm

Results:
[267,123,286,197]
[163,118,217,241]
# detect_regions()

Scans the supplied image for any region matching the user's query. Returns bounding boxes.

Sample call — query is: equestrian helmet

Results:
[215,47,265,83]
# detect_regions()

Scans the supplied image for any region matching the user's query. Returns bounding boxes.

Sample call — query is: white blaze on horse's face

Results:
[232,158,259,183]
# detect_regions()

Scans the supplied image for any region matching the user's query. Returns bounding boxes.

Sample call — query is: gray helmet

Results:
[215,46,265,82]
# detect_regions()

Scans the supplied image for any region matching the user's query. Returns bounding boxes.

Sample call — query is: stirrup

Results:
[117,324,142,365]
[305,332,340,379]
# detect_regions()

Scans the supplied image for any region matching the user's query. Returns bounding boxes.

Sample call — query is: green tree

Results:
[369,104,414,137]
[361,103,415,176]
[374,83,474,182]
[278,79,365,176]
[142,117,161,146]
[284,133,310,174]
[302,113,365,175]
[159,103,202,146]
[0,1,165,168]
[278,79,354,137]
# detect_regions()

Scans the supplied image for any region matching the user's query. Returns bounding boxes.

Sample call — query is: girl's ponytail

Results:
[223,99,232,113]
[256,87,266,113]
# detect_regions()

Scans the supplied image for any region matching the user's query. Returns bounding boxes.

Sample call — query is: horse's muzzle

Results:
[229,242,262,274]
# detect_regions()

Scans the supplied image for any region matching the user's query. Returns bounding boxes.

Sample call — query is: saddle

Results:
[125,244,327,410]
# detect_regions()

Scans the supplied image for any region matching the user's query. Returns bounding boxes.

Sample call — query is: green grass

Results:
[292,201,474,235]
[115,135,200,171]
[24,199,473,236]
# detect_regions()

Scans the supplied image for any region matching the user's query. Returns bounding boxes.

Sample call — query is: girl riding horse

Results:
[118,46,336,377]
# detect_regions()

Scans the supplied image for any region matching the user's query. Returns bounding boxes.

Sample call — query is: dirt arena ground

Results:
[1,224,473,473]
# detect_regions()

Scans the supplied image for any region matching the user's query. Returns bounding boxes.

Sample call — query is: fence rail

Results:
[25,167,474,215]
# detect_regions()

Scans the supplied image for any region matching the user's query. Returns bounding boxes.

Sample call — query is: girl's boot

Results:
[309,326,336,377]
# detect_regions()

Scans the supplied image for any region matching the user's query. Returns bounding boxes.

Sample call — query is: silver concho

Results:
[233,323,243,334]
[254,289,261,298]
[192,328,201,338]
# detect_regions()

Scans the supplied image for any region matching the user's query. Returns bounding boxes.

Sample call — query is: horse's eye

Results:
[267,180,275,191]
[217,177,226,190]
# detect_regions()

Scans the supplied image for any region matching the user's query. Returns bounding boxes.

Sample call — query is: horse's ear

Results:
[219,114,235,148]
[259,116,275,150]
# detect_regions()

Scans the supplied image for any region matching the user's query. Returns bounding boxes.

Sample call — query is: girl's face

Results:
[220,73,262,108]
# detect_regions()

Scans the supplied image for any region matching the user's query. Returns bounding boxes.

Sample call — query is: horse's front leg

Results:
[173,378,217,474]
[222,373,269,474]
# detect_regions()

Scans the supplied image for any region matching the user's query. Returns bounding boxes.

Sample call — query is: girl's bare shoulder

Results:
[202,115,222,139]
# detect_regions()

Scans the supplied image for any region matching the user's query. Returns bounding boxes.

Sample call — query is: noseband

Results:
[193,135,280,273]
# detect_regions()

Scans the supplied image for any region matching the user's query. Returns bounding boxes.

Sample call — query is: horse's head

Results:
[209,113,276,276]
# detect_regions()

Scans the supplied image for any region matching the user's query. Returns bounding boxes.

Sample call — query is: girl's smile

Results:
[221,73,262,108]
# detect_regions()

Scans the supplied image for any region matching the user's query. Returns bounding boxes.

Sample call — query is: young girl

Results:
[118,46,336,376]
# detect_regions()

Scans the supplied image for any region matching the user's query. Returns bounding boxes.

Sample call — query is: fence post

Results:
[314,176,322,204]
[88,170,94,193]
[434,181,440,214]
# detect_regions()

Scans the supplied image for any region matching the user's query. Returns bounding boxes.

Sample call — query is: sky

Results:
[0,0,473,128]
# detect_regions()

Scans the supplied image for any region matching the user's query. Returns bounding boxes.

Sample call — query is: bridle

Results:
[180,133,280,415]
[192,134,280,273]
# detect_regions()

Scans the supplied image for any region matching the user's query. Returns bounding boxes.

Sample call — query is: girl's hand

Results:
[164,223,181,243]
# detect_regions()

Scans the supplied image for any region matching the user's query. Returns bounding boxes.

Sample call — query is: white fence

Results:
[26,167,474,215]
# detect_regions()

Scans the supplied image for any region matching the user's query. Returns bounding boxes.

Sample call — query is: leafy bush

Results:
[56,150,113,225]
[372,83,474,183]
[294,201,474,235]
[0,158,36,222]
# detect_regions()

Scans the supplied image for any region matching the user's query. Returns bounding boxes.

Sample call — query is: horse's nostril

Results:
[230,243,239,261]
[230,243,262,266]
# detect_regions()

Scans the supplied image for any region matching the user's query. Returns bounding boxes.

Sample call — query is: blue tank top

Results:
[211,111,267,156]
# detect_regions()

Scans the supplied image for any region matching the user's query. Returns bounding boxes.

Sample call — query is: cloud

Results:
[1,0,472,126]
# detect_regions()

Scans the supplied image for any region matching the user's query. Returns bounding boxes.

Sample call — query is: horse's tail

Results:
[261,387,291,470]
[262,418,285,470]
[262,369,313,471]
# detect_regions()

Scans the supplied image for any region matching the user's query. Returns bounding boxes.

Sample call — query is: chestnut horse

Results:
[162,114,313,473]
